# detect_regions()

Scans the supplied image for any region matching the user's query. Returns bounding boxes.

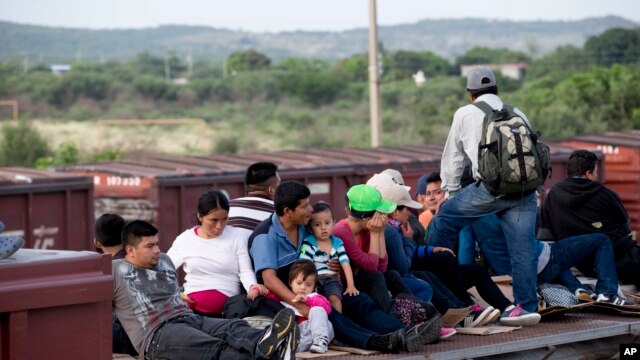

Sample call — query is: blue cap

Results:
[415,175,428,198]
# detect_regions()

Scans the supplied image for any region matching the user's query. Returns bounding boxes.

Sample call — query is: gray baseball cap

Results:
[466,66,497,90]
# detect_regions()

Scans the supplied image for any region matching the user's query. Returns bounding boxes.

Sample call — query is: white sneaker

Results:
[462,304,495,328]
[479,308,502,326]
[309,337,329,353]
[596,293,635,306]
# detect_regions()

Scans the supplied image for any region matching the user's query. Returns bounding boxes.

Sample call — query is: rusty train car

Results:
[52,143,584,251]
[0,167,94,250]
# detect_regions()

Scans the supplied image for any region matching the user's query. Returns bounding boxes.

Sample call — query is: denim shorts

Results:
[317,275,343,299]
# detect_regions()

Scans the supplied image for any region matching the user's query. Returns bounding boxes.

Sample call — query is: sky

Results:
[0,0,638,32]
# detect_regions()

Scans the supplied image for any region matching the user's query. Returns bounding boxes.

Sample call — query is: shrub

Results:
[35,140,79,169]
[134,76,178,101]
[278,70,346,106]
[90,148,123,162]
[215,136,239,154]
[0,121,50,167]
[227,50,271,72]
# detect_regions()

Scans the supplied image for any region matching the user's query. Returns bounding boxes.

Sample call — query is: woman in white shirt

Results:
[167,189,267,316]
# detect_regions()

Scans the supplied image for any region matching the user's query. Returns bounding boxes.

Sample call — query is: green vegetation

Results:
[0,121,50,167]
[0,27,639,167]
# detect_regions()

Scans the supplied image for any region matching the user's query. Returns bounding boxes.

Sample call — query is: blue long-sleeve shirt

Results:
[384,224,434,275]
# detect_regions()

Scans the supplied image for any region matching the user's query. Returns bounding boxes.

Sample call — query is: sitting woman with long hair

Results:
[167,189,267,316]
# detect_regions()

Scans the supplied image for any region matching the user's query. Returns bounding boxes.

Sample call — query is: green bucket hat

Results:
[346,184,397,214]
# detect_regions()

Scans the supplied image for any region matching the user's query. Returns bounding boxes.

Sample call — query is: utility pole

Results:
[21,53,29,75]
[368,0,382,147]
[186,48,193,78]
[164,54,171,81]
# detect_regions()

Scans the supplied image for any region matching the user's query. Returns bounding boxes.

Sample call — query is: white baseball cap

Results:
[367,173,422,210]
[381,168,411,191]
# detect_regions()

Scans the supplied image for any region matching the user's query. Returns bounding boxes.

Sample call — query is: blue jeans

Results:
[146,315,264,359]
[538,233,618,296]
[403,275,434,303]
[463,214,513,276]
[329,292,405,349]
[458,225,477,265]
[428,183,538,312]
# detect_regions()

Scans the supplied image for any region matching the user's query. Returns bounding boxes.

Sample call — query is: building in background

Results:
[460,63,528,80]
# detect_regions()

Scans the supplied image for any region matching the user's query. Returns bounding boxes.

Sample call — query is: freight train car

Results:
[56,144,584,251]
[0,167,94,250]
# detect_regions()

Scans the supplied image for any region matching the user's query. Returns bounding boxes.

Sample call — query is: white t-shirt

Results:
[440,93,531,192]
[167,225,257,297]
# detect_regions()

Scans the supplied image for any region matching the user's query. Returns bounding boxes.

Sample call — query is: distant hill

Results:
[0,16,637,63]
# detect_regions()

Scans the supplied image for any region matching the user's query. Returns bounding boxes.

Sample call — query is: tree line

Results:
[0,28,638,167]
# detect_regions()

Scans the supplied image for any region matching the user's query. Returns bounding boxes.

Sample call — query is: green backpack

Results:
[475,101,551,195]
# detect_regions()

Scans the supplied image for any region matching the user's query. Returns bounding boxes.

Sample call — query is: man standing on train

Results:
[427,66,541,325]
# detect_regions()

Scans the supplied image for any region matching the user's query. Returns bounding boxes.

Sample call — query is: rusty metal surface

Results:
[319,313,640,359]
[423,314,630,359]
[0,168,94,250]
[57,143,580,190]
[51,143,589,250]
[565,131,640,148]
[0,166,91,186]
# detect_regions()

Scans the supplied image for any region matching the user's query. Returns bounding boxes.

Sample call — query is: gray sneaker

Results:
[367,330,403,353]
[256,309,296,359]
[403,315,443,352]
[500,304,541,326]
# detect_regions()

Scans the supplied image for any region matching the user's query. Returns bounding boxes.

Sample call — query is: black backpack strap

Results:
[502,103,515,113]
[475,101,495,151]
[476,101,517,116]
[475,101,494,151]
[473,101,494,115]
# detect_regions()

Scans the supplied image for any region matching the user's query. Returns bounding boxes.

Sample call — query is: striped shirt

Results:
[299,234,350,276]
[228,196,275,231]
